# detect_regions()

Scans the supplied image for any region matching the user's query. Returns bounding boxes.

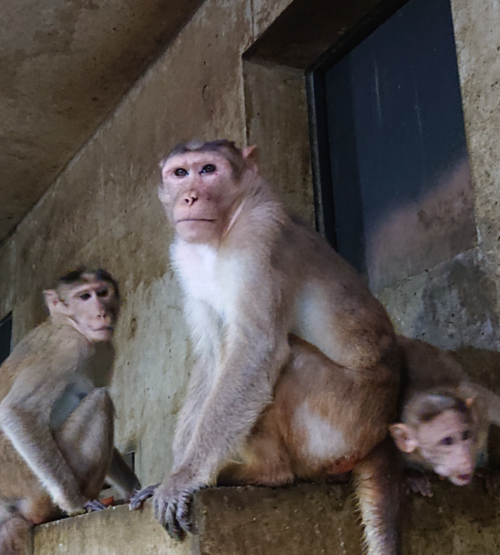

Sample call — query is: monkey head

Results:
[158,140,258,245]
[44,268,120,343]
[390,391,477,486]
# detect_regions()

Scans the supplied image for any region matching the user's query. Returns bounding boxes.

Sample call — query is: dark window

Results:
[0,313,12,365]
[310,0,474,289]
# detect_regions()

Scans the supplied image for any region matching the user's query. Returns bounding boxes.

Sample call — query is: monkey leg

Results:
[0,509,31,555]
[352,438,402,555]
[54,388,114,500]
[217,419,294,487]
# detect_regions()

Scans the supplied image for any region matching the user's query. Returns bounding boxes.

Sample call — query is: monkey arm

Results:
[172,359,212,468]
[106,448,141,498]
[0,367,88,515]
[153,293,291,539]
[176,273,291,481]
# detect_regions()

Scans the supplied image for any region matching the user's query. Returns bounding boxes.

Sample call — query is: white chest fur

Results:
[171,240,225,314]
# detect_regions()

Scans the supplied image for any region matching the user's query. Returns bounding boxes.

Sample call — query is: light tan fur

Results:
[0,269,140,554]
[131,140,401,555]
[390,336,499,493]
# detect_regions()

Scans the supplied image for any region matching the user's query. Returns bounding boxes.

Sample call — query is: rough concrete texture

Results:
[244,60,315,227]
[33,482,500,555]
[34,502,194,555]
[449,0,500,310]
[0,0,204,244]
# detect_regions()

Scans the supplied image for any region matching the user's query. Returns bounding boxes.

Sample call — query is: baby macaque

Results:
[390,336,500,495]
[0,268,140,554]
[131,140,402,555]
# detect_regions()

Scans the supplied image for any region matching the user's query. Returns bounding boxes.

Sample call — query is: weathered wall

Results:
[375,0,500,386]
[33,482,500,555]
[0,0,500,515]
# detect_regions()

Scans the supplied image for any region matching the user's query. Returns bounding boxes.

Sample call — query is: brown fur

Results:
[391,336,498,492]
[131,141,401,555]
[0,270,140,553]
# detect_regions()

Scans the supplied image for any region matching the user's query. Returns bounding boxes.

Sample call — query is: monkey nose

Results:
[184,191,198,205]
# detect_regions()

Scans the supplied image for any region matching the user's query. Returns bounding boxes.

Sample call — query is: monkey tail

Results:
[352,438,402,555]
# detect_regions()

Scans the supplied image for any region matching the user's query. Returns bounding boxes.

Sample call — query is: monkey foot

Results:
[129,484,159,510]
[84,499,107,512]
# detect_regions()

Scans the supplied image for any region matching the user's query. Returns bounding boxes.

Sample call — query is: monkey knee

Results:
[86,387,113,409]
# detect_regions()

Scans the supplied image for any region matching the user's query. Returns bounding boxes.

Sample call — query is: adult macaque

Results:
[131,140,401,554]
[0,269,140,554]
[390,336,500,496]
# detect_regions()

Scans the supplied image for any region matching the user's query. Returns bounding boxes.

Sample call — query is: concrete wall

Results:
[1,0,500,510]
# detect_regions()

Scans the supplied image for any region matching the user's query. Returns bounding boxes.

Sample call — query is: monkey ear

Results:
[465,396,476,409]
[44,289,65,316]
[242,145,258,168]
[389,423,418,454]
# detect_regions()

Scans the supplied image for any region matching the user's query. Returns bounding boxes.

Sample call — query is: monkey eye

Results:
[174,168,188,177]
[96,289,109,298]
[201,164,216,174]
[462,429,472,441]
[79,293,91,301]
[439,436,454,446]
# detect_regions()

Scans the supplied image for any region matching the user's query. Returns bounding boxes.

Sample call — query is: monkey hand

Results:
[476,467,500,495]
[404,468,433,497]
[153,473,206,541]
[129,484,160,510]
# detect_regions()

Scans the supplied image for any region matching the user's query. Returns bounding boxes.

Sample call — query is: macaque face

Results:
[158,151,241,244]
[417,410,475,485]
[393,409,476,486]
[46,279,119,343]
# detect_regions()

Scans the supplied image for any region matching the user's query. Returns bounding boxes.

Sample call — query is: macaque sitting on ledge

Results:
[131,140,402,555]
[0,268,140,555]
[390,336,500,496]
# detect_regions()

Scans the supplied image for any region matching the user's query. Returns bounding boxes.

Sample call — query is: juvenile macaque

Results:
[131,140,401,554]
[390,336,500,495]
[0,269,140,554]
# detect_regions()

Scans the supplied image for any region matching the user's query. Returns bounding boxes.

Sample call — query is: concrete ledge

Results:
[33,481,500,554]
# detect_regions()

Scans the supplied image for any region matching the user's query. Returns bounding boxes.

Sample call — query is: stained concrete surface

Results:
[33,482,500,554]
[0,0,203,244]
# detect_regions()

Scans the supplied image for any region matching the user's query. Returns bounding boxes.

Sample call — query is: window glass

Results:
[0,313,12,365]
[315,0,475,289]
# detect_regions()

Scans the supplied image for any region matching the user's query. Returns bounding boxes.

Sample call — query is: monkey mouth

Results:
[94,326,113,332]
[454,473,473,485]
[177,218,216,223]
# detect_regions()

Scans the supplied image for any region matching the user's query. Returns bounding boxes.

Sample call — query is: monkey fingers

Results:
[84,499,107,512]
[404,468,433,497]
[129,484,159,510]
[153,481,200,541]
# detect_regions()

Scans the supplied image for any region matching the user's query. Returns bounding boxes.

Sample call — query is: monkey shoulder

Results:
[0,321,94,406]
